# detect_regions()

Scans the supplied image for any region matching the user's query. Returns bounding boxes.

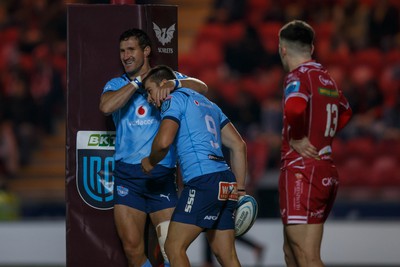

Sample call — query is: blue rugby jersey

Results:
[102,72,185,168]
[160,87,230,182]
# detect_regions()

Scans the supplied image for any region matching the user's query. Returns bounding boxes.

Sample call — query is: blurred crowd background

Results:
[0,0,399,220]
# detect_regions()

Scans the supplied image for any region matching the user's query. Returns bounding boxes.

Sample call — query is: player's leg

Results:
[147,170,178,267]
[206,229,240,267]
[284,223,324,267]
[149,207,175,266]
[206,179,240,267]
[283,228,299,267]
[165,221,203,267]
[114,204,149,267]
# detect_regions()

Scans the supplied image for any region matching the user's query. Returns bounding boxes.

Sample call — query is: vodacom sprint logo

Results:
[136,105,147,118]
[129,105,156,126]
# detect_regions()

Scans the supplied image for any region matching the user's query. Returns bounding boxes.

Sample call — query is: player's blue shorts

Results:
[113,161,178,213]
[172,170,238,230]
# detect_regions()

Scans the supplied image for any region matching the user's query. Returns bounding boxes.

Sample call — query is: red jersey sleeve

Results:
[285,97,308,140]
[337,92,353,131]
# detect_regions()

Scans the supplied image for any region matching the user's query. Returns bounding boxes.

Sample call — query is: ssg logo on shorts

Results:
[185,189,196,213]
[76,131,116,210]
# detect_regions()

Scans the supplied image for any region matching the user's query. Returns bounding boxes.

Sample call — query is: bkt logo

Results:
[77,131,116,210]
[88,134,116,147]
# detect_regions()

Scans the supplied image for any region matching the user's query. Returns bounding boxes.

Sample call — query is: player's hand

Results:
[289,137,318,158]
[237,190,246,198]
[154,80,174,108]
[141,157,154,175]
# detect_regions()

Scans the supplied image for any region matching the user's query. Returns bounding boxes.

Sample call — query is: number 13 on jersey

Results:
[324,103,338,137]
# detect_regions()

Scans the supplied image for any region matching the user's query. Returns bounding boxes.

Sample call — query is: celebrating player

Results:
[277,20,352,267]
[141,65,247,267]
[99,28,207,267]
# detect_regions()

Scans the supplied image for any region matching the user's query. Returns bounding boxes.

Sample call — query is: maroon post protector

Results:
[111,0,135,4]
[66,4,177,266]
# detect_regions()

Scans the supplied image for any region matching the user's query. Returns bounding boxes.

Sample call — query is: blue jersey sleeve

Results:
[173,71,188,79]
[216,105,230,129]
[160,91,187,124]
[102,74,132,94]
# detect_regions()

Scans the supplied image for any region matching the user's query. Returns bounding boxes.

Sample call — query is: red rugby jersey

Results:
[281,61,352,164]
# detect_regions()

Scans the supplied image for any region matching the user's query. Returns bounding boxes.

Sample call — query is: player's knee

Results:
[165,235,180,260]
[156,220,170,262]
[121,238,145,261]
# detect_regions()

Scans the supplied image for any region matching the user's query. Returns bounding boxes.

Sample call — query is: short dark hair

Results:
[119,28,152,52]
[143,65,176,85]
[279,20,314,46]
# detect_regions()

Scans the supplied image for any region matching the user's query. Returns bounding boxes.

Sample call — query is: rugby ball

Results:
[235,195,258,237]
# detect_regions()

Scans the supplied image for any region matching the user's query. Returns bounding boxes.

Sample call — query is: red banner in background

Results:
[66,4,177,266]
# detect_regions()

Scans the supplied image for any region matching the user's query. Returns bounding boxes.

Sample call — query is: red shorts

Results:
[279,160,339,224]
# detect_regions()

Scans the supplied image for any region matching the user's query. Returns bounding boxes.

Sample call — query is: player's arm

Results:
[141,119,179,174]
[99,77,142,115]
[221,122,247,196]
[180,77,208,94]
[155,77,208,107]
[285,97,318,158]
[337,92,353,131]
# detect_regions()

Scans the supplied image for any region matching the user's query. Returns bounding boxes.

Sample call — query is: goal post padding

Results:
[66,4,178,266]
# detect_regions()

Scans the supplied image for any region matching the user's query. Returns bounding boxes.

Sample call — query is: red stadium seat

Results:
[193,40,224,69]
[217,78,240,103]
[197,67,223,89]
[195,23,227,46]
[368,155,400,187]
[257,22,283,54]
[178,53,201,77]
[246,0,271,26]
[344,138,375,164]
[378,65,399,106]
[350,64,375,86]
[384,49,400,66]
[240,67,284,102]
[353,48,383,75]
[225,22,246,43]
[313,21,335,41]
[338,156,369,187]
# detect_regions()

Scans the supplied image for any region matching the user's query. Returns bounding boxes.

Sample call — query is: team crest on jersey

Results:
[161,96,172,113]
[285,81,300,96]
[136,105,147,118]
[117,185,128,197]
[319,75,334,86]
